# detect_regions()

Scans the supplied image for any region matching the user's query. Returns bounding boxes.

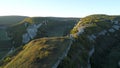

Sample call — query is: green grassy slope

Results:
[3,37,71,68]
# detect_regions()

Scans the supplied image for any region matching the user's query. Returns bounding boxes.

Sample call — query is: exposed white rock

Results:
[22,23,42,43]
[89,47,94,57]
[112,25,120,30]
[42,20,48,25]
[52,40,73,68]
[98,30,107,36]
[108,28,115,33]
[8,46,15,54]
[27,24,38,39]
[22,33,30,43]
[1,46,15,60]
[88,34,96,41]
[111,20,119,24]
[27,29,37,39]
[36,23,42,28]
[24,23,28,27]
[114,21,119,24]
[77,27,84,35]
[0,29,11,40]
[88,47,94,68]
[110,20,114,24]
[69,34,75,41]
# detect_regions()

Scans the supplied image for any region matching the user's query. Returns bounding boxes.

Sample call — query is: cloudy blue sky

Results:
[0,0,119,17]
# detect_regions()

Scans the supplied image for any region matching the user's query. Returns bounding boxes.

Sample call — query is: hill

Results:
[0,16,27,26]
[0,14,120,68]
[0,16,27,60]
[2,37,72,68]
[58,14,120,68]
[0,17,79,62]
[7,17,78,47]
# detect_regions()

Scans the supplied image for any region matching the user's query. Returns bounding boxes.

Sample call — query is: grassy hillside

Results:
[23,17,79,37]
[2,37,71,68]
[1,14,120,68]
[58,14,120,68]
[0,17,78,64]
[35,17,78,37]
[7,17,78,47]
[71,14,120,34]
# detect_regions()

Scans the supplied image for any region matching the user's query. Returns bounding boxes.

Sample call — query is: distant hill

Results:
[0,16,27,26]
[0,16,27,60]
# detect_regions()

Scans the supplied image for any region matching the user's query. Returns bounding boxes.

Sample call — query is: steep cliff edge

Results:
[1,15,120,68]
[58,14,120,68]
[0,16,26,60]
[0,17,78,68]
[7,17,78,47]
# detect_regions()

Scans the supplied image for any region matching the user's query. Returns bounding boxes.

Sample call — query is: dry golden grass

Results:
[4,37,71,68]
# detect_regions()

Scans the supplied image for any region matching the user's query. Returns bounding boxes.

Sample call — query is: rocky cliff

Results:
[58,14,120,68]
[0,15,120,68]
[0,17,78,66]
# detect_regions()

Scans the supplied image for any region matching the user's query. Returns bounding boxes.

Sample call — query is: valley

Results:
[0,15,120,68]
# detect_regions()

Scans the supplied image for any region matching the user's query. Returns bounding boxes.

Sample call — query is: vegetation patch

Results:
[3,37,71,68]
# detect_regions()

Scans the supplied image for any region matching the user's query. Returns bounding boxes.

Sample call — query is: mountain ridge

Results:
[0,14,120,68]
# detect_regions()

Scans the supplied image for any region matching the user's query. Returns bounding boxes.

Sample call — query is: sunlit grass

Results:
[4,37,71,68]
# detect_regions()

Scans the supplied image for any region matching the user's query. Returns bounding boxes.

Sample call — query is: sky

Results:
[0,0,120,17]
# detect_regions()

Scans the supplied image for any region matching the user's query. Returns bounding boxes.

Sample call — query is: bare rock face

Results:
[22,33,30,43]
[1,15,120,68]
[112,25,120,30]
[88,34,96,41]
[0,27,11,41]
[98,30,107,36]
[108,28,115,32]
[77,27,85,35]
[22,23,42,43]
